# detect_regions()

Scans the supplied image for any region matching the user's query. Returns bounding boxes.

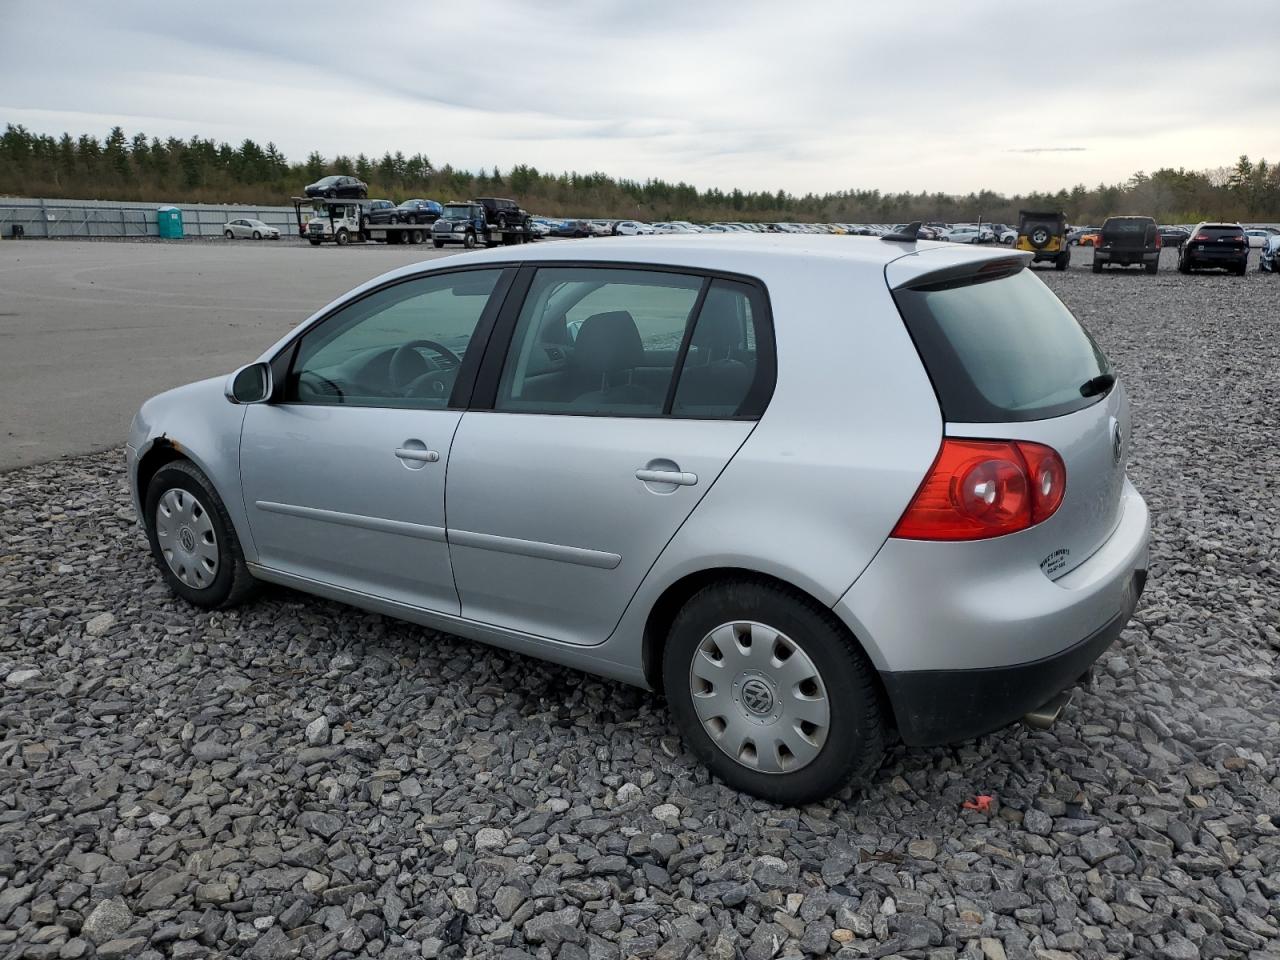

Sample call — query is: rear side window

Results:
[894,268,1111,423]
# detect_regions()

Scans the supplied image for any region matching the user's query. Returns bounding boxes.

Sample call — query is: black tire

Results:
[464,231,476,249]
[662,579,886,804]
[252,230,261,240]
[1236,263,1248,276]
[1029,226,1051,249]
[144,460,259,610]
[432,239,444,249]
[1178,259,1191,274]
[1055,251,1069,271]
[309,238,322,246]
[1146,259,1158,274]
[224,230,234,240]
[335,229,349,246]
[1091,258,1103,274]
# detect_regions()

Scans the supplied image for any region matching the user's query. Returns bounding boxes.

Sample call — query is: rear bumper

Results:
[1096,249,1158,264]
[881,569,1145,745]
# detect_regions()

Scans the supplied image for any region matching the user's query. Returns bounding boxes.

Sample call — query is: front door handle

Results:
[635,468,697,486]
[395,446,440,463]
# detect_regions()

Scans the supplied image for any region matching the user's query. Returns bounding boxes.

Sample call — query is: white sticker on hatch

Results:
[1040,548,1070,576]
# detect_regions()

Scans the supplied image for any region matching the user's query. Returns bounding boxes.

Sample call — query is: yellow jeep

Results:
[1015,210,1071,270]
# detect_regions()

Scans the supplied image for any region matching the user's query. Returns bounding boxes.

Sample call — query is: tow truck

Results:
[294,196,535,247]
[292,197,435,246]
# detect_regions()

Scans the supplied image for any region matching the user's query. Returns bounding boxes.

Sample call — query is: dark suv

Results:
[1093,216,1161,274]
[1178,223,1249,275]
[473,197,531,231]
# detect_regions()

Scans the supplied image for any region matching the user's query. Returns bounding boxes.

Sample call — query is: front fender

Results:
[128,376,254,560]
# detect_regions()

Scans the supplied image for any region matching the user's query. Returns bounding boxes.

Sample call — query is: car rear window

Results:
[1105,219,1150,234]
[894,268,1111,423]
[1199,226,1244,239]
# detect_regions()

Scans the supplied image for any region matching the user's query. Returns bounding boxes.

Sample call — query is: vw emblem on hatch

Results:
[1111,420,1123,466]
[740,678,775,716]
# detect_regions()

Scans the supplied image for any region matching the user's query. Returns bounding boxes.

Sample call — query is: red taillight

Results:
[891,439,1067,541]
[1194,234,1211,242]
[1154,232,1162,249]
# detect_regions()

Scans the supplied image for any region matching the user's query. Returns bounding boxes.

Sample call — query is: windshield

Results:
[441,205,473,220]
[894,268,1111,422]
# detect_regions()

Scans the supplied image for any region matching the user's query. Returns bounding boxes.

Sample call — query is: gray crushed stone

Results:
[2,251,1278,958]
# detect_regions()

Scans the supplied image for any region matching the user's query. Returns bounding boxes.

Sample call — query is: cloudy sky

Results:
[3,1,1275,196]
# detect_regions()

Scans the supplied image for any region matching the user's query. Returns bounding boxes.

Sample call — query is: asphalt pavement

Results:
[0,239,455,471]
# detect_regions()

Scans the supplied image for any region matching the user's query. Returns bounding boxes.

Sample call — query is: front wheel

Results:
[145,460,258,609]
[308,238,322,246]
[663,579,885,804]
[432,239,444,248]
[252,231,261,240]
[335,229,350,246]
[463,231,476,249]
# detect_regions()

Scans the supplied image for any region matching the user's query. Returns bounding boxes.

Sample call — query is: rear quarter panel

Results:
[609,255,942,666]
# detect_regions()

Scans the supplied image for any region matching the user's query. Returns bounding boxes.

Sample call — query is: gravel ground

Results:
[2,252,1279,960]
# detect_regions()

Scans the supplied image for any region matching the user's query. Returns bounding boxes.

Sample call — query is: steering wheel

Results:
[389,340,462,392]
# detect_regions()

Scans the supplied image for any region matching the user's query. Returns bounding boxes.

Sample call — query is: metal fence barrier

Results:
[0,197,299,239]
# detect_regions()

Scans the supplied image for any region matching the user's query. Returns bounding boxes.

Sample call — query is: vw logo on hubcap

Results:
[179,527,196,552]
[740,677,775,716]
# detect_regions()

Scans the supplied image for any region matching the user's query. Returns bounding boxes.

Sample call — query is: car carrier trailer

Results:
[292,197,436,246]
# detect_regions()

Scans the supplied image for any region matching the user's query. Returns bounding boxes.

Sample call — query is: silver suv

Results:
[127,235,1149,803]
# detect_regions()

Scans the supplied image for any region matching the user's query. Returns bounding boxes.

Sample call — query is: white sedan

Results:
[223,219,280,240]
[1244,228,1278,248]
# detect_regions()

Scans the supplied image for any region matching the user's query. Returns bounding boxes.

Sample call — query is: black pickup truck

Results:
[1093,216,1161,274]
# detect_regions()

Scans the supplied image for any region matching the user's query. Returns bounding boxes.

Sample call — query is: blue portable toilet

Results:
[157,206,184,239]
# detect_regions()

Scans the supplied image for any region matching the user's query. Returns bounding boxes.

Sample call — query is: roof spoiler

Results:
[881,221,922,243]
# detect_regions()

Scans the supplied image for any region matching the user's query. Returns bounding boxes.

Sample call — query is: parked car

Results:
[1092,216,1161,274]
[652,221,698,234]
[126,236,1148,803]
[396,199,444,224]
[1244,228,1275,248]
[1158,225,1190,248]
[1260,234,1280,273]
[529,218,553,238]
[1067,226,1101,246]
[1076,230,1101,248]
[588,220,615,237]
[614,220,655,236]
[946,225,995,244]
[1015,210,1071,270]
[361,200,400,226]
[303,175,368,199]
[1178,222,1250,275]
[223,218,279,240]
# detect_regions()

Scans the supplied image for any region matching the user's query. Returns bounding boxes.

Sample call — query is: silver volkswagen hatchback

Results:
[127,234,1149,803]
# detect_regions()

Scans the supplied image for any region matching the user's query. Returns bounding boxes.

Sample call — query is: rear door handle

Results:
[635,468,697,486]
[395,447,440,463]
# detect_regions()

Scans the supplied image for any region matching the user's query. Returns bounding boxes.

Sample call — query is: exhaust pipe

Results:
[1023,689,1073,730]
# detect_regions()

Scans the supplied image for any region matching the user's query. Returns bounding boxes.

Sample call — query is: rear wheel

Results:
[145,460,258,610]
[663,579,885,804]
[1055,251,1069,271]
[1146,259,1158,274]
[224,230,234,240]
[1178,259,1191,274]
[1091,258,1103,273]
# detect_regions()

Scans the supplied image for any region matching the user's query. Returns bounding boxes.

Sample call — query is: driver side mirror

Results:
[225,361,272,404]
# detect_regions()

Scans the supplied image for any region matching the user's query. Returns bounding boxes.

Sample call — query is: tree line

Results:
[2,123,1279,224]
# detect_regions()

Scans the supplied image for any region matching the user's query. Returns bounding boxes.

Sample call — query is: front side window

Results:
[494,269,773,418]
[286,269,503,408]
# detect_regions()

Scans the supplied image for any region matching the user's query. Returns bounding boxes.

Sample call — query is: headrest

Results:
[571,311,643,374]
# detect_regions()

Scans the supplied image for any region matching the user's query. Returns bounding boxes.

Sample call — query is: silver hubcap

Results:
[155,488,219,589]
[689,621,830,774]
